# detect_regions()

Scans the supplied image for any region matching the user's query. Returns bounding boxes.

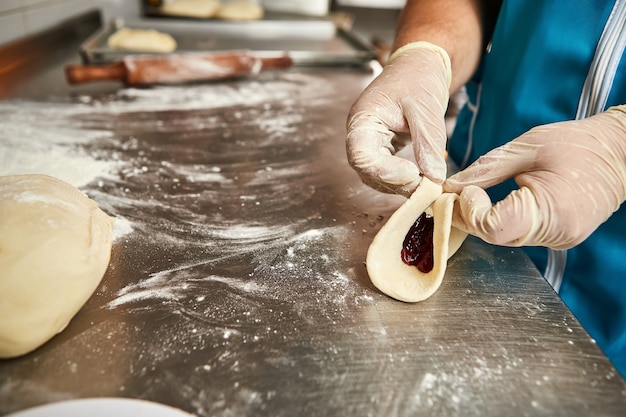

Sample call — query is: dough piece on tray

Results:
[367,178,467,303]
[160,0,222,18]
[0,174,114,358]
[215,0,264,21]
[107,28,177,53]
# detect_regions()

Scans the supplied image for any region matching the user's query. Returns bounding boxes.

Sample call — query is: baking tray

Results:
[79,16,378,67]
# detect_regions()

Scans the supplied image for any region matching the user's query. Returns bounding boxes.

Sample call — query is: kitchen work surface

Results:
[1,11,626,417]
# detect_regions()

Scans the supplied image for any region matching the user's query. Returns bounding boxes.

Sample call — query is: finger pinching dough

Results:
[107,28,177,53]
[367,178,467,302]
[0,174,114,358]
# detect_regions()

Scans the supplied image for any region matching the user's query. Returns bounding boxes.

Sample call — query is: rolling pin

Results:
[65,51,294,85]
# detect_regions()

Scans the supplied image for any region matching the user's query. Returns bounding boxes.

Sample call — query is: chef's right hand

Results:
[346,41,452,197]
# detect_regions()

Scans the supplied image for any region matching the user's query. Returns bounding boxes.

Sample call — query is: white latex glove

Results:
[443,105,626,250]
[346,41,452,197]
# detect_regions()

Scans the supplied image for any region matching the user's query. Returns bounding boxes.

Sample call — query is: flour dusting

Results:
[0,72,393,417]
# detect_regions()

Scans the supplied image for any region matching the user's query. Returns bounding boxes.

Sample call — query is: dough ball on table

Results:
[0,174,114,358]
[160,0,222,18]
[216,1,264,21]
[108,28,177,53]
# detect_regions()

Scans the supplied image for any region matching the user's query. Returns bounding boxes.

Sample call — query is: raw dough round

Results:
[0,174,113,358]
[366,178,467,303]
[215,1,264,20]
[160,0,221,18]
[107,28,177,53]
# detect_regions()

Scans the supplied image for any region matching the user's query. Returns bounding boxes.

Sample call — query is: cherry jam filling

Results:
[401,212,434,273]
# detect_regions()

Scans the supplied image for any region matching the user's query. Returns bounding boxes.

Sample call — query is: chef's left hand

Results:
[443,105,626,250]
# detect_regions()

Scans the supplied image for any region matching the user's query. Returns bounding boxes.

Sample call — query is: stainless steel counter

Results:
[1,10,626,417]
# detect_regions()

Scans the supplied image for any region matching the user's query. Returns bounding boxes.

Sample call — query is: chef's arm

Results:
[346,0,502,196]
[392,0,502,93]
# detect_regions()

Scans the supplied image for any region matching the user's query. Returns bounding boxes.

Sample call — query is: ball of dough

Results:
[108,28,177,53]
[215,1,264,20]
[0,174,113,358]
[160,0,222,18]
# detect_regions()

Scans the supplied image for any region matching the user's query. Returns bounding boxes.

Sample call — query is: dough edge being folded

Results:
[366,177,467,303]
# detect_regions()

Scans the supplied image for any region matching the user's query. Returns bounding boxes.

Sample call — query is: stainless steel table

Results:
[1,10,625,417]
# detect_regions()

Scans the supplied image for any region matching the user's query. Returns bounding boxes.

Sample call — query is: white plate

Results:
[6,398,195,417]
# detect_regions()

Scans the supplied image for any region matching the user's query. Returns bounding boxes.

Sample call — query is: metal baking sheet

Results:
[79,16,377,67]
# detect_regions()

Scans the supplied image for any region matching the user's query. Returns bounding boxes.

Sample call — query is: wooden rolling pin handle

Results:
[260,55,294,70]
[65,61,127,85]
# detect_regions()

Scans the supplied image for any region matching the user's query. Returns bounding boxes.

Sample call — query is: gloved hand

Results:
[443,105,626,250]
[346,41,452,197]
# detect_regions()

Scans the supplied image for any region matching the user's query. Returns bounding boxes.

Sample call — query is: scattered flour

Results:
[0,102,119,187]
[106,224,354,310]
[0,73,386,417]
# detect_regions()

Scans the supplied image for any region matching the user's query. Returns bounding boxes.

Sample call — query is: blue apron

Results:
[448,0,626,377]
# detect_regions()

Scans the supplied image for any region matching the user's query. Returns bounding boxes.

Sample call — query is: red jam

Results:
[401,212,434,273]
